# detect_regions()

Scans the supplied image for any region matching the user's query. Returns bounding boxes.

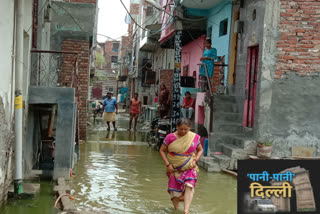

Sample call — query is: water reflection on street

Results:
[71,118,237,214]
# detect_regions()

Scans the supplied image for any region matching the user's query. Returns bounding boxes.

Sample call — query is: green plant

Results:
[258,141,273,147]
[95,51,107,68]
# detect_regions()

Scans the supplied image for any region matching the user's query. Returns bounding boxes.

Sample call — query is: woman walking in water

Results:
[159,119,204,214]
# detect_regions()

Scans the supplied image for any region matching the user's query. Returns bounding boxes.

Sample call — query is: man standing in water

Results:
[128,93,142,131]
[103,91,118,131]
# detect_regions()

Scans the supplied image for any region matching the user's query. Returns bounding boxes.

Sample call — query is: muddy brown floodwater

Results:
[70,116,237,214]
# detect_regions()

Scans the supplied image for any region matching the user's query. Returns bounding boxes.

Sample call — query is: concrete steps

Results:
[212,154,231,169]
[213,112,241,123]
[208,132,244,152]
[202,94,257,171]
[231,137,258,155]
[198,156,221,172]
[212,122,243,134]
[213,102,238,113]
[213,95,236,102]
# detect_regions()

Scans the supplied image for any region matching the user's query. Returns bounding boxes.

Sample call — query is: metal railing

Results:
[197,56,228,96]
[30,50,78,88]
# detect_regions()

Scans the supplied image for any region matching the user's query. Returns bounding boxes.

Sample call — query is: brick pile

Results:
[62,39,90,140]
[276,0,320,79]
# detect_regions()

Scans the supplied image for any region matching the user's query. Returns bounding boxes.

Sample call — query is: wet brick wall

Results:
[62,39,90,140]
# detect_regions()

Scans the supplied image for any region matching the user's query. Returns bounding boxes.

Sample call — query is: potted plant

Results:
[257,141,273,158]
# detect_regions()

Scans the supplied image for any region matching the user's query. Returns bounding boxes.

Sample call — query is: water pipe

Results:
[13,0,24,194]
[54,194,76,208]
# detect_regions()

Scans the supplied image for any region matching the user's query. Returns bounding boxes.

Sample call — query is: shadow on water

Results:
[71,120,237,214]
[0,181,58,214]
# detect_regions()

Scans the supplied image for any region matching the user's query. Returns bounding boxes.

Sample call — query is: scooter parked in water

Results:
[147,117,171,151]
[156,118,171,150]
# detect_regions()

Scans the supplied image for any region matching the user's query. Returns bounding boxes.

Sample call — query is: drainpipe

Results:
[14,0,24,194]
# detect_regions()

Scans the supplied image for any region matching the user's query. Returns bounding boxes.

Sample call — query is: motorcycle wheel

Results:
[146,131,153,146]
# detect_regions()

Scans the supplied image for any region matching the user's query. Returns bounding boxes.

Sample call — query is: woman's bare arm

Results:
[160,144,175,172]
[195,144,204,162]
[159,144,169,165]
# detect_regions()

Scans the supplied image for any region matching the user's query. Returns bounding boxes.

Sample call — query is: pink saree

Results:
[163,131,201,198]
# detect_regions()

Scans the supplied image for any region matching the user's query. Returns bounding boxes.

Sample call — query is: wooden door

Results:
[243,45,259,127]
[92,88,102,99]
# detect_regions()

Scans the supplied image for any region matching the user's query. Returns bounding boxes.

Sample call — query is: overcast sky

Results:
[97,0,130,43]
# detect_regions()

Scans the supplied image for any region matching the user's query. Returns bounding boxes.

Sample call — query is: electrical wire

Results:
[97,4,164,43]
[119,0,176,35]
[97,34,118,41]
[119,0,152,32]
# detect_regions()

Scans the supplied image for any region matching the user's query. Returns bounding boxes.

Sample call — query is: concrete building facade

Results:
[0,0,34,204]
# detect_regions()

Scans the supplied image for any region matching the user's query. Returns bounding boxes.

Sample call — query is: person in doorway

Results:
[128,93,142,131]
[159,119,203,214]
[102,92,118,131]
[181,92,195,119]
[159,84,170,118]
[199,39,217,91]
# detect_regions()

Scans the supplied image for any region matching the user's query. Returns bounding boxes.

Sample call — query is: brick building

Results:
[228,0,320,157]
[104,41,120,70]
[26,0,97,180]
[61,39,91,140]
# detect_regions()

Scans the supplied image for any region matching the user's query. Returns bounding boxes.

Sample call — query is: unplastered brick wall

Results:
[130,3,139,15]
[160,70,173,96]
[128,3,139,44]
[276,0,320,79]
[62,39,90,140]
[104,41,119,69]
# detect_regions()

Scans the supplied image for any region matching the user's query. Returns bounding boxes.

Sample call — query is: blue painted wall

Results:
[207,1,232,86]
[187,1,232,86]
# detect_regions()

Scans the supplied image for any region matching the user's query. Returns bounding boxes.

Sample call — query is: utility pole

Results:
[171,2,183,132]
[14,0,24,194]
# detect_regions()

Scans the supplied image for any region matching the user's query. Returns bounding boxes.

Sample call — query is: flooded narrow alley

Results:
[70,115,237,214]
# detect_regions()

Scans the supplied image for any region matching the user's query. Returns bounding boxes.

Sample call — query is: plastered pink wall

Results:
[195,92,206,124]
[181,35,206,88]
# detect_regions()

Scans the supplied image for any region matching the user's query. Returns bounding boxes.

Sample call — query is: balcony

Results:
[116,61,128,81]
[144,7,161,31]
[139,31,160,52]
[30,50,78,89]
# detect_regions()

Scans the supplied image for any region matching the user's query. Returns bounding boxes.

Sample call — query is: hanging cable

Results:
[119,0,152,32]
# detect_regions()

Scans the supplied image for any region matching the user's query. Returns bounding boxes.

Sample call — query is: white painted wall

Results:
[22,0,33,100]
[0,0,15,123]
[0,0,33,123]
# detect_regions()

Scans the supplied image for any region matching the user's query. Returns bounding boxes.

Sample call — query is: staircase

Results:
[199,94,257,172]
